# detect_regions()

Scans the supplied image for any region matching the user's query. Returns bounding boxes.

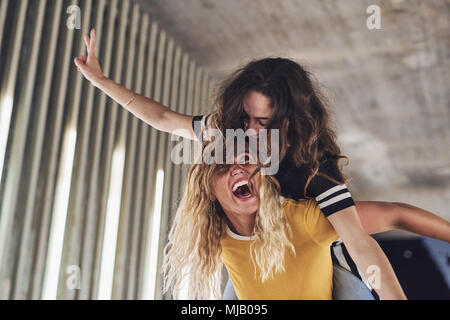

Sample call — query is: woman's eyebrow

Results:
[254,117,270,120]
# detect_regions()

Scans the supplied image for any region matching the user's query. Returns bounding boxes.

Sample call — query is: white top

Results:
[225,224,257,241]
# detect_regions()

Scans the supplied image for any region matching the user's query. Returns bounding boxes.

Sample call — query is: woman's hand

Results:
[74,28,106,87]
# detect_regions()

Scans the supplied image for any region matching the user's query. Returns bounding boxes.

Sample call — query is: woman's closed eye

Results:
[241,116,269,129]
[257,120,268,127]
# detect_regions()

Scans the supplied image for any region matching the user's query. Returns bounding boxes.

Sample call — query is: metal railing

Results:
[0,0,211,300]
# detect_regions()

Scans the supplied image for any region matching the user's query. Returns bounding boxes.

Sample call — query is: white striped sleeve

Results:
[315,184,355,217]
[307,160,355,217]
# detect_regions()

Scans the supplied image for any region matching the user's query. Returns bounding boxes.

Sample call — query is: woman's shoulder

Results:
[282,197,338,245]
[281,197,319,220]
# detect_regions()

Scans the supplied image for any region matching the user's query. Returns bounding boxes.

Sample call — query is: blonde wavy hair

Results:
[162,134,295,300]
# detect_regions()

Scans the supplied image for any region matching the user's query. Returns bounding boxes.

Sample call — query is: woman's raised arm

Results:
[74,28,196,140]
[355,201,450,242]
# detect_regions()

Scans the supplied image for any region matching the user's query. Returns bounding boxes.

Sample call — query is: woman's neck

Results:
[225,212,256,237]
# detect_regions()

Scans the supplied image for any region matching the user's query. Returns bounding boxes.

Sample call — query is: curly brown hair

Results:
[210,57,351,198]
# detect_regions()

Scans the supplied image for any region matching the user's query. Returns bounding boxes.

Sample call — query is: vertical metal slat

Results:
[13,0,62,300]
[140,28,167,300]
[112,3,141,299]
[136,20,159,300]
[90,0,130,299]
[125,12,150,300]
[60,0,106,301]
[78,0,118,300]
[42,0,93,300]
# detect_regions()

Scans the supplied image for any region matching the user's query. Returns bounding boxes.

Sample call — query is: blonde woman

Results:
[162,148,407,300]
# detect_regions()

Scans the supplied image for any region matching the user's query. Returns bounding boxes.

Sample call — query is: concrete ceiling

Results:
[138,0,450,223]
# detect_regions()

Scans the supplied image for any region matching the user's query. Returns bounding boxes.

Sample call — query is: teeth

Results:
[232,180,248,192]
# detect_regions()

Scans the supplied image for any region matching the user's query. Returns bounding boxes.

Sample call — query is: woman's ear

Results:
[211,194,216,202]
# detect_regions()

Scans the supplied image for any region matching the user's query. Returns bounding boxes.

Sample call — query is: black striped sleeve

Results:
[315,184,355,217]
[307,160,355,217]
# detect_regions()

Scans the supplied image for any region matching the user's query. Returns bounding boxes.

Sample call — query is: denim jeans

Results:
[332,263,375,300]
[222,262,376,300]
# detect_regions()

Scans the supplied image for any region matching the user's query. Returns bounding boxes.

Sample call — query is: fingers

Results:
[83,33,90,52]
[74,56,87,71]
[83,28,96,55]
[74,57,81,71]
[74,57,80,71]
[74,56,87,64]
[77,28,95,71]
[90,28,96,54]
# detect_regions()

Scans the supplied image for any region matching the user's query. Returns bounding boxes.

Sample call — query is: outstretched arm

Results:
[354,201,450,242]
[328,206,407,300]
[95,77,196,139]
[74,29,196,140]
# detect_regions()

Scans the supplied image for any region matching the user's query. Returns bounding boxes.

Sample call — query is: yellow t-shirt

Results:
[220,198,339,300]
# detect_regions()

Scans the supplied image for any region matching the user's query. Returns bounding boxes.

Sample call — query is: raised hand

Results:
[74,28,106,87]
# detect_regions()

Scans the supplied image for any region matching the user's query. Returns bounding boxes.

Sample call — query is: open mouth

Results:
[232,180,253,199]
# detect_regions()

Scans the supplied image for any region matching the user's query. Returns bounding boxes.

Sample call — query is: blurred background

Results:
[0,0,448,300]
